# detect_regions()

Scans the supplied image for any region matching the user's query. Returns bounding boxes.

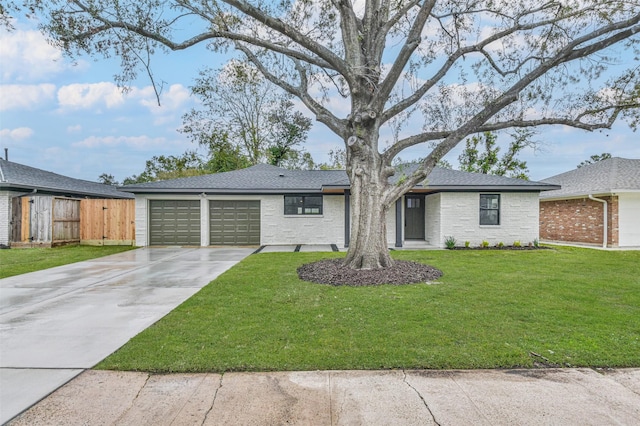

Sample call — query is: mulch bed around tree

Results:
[297,258,443,286]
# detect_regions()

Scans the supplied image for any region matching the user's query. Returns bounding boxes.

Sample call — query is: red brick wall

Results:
[539,196,619,247]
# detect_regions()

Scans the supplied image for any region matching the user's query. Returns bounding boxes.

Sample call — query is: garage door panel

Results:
[210,200,260,245]
[149,200,201,246]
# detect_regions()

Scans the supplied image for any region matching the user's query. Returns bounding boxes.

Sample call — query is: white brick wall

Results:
[438,192,539,247]
[133,193,346,247]
[132,191,540,248]
[0,191,11,246]
[134,196,149,246]
[200,198,210,246]
[425,193,442,246]
[262,194,345,245]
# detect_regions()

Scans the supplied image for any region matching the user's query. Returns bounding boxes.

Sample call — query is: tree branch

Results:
[69,16,335,70]
[236,44,346,136]
[220,0,349,75]
[380,4,606,124]
[374,0,436,110]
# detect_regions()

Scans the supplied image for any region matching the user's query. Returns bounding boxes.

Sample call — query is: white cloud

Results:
[0,127,34,140]
[0,84,56,111]
[136,84,192,113]
[67,125,82,133]
[55,83,191,117]
[72,135,168,149]
[0,28,69,82]
[57,82,126,109]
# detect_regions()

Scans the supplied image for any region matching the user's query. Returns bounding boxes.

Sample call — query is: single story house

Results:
[539,157,640,248]
[0,158,133,247]
[120,163,559,248]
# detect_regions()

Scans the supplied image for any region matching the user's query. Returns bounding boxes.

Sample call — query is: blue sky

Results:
[1,17,638,183]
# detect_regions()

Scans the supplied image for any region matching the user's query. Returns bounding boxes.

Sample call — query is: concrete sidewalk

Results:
[8,368,640,425]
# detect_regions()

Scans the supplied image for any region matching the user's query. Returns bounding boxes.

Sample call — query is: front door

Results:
[405,195,425,239]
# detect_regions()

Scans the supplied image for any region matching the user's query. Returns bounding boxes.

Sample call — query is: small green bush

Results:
[533,238,539,248]
[497,242,504,248]
[464,241,470,248]
[514,241,521,247]
[481,240,489,248]
[444,236,457,249]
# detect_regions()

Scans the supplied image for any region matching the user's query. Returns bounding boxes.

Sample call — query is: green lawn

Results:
[0,245,136,279]
[98,246,640,372]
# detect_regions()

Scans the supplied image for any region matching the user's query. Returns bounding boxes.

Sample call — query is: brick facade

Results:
[539,196,619,247]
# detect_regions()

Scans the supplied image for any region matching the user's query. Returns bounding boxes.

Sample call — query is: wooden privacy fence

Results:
[54,198,81,244]
[80,199,135,245]
[11,196,135,247]
[11,196,80,246]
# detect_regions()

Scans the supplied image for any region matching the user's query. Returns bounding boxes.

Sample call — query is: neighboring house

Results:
[539,157,640,248]
[0,158,133,247]
[120,163,558,248]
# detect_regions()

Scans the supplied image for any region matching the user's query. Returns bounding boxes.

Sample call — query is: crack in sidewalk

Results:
[591,368,640,397]
[201,373,224,425]
[114,372,151,424]
[402,370,441,426]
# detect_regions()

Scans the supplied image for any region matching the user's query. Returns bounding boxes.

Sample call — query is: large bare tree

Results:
[11,0,640,269]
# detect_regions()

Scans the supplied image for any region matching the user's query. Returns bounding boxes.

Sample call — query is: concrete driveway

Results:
[0,247,253,424]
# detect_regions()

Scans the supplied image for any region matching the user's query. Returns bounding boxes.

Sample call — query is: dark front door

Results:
[405,195,425,239]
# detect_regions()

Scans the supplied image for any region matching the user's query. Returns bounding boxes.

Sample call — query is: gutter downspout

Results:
[588,195,608,248]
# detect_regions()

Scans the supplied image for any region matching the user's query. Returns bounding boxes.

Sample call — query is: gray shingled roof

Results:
[0,159,133,199]
[389,163,559,190]
[540,157,640,199]
[121,163,558,193]
[121,164,348,193]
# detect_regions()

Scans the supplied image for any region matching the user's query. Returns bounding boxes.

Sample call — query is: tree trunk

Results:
[343,152,394,270]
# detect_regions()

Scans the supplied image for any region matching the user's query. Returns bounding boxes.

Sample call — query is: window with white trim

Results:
[284,195,323,215]
[479,194,500,225]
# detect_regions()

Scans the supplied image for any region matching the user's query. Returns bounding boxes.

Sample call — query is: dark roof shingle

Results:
[121,163,558,193]
[0,159,133,199]
[540,157,640,199]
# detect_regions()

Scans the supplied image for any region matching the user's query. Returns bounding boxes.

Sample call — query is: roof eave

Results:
[121,187,325,194]
[420,184,560,192]
[0,182,132,199]
[123,183,560,194]
[540,188,640,200]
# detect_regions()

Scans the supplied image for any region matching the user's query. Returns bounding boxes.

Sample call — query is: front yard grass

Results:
[0,245,136,278]
[98,246,640,372]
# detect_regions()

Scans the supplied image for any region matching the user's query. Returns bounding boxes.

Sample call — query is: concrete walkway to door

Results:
[0,247,254,424]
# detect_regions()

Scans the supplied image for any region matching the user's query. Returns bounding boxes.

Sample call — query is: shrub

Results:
[533,238,539,248]
[444,236,457,249]
[464,241,470,248]
[497,242,504,248]
[481,240,489,248]
[514,241,521,247]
